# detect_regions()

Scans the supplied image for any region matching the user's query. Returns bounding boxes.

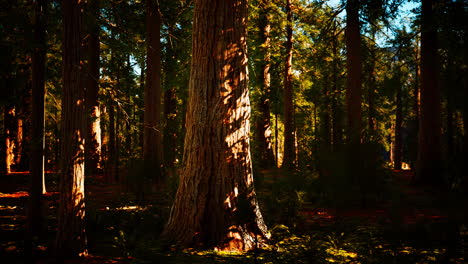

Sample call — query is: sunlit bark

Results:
[3,105,16,174]
[55,0,87,257]
[162,0,269,250]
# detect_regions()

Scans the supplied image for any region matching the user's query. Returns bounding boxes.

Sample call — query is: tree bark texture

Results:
[143,0,163,176]
[255,0,275,168]
[3,104,16,174]
[345,0,362,144]
[415,0,442,185]
[282,0,295,168]
[28,0,47,248]
[55,0,87,257]
[85,0,102,174]
[162,0,269,251]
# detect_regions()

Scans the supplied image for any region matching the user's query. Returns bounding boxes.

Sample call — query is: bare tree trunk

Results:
[108,96,116,183]
[54,0,87,257]
[255,0,275,168]
[282,0,295,169]
[27,0,47,253]
[85,0,102,174]
[394,84,403,170]
[162,0,269,250]
[415,0,442,186]
[143,0,163,180]
[345,0,362,144]
[4,104,16,174]
[163,87,177,168]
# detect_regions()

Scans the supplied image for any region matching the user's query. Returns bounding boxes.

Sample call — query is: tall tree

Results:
[3,103,16,174]
[54,0,87,257]
[27,0,47,252]
[143,0,163,178]
[162,0,269,250]
[345,0,362,144]
[85,0,102,174]
[255,0,276,168]
[415,0,442,185]
[282,0,295,168]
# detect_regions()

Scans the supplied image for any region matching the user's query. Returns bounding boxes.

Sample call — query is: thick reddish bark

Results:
[55,0,87,257]
[415,0,442,185]
[143,0,163,177]
[345,0,362,144]
[162,0,269,251]
[282,0,295,168]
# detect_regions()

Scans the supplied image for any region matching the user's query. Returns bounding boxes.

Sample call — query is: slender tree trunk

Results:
[4,105,16,174]
[163,25,178,169]
[163,87,177,168]
[55,0,87,257]
[27,0,47,254]
[282,0,295,169]
[275,112,279,167]
[367,32,377,140]
[162,0,269,250]
[108,96,116,183]
[331,31,342,148]
[415,0,442,185]
[143,0,163,179]
[15,113,24,168]
[255,0,275,168]
[394,83,403,170]
[85,0,102,174]
[345,0,362,144]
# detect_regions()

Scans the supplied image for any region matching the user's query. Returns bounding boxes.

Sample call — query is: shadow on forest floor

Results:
[0,169,467,263]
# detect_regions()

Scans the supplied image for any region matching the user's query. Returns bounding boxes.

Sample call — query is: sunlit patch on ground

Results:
[0,191,28,198]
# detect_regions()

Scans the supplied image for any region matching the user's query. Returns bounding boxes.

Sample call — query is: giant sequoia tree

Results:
[415,0,442,185]
[54,0,87,257]
[162,0,269,250]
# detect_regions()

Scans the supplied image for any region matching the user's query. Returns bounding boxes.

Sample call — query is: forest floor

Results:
[0,169,467,263]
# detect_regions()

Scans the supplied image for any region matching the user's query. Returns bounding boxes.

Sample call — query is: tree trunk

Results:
[108,95,116,183]
[27,0,47,253]
[3,104,16,174]
[394,83,403,170]
[54,0,87,257]
[282,0,295,168]
[163,87,177,168]
[331,30,342,148]
[143,0,163,179]
[415,0,442,185]
[345,0,362,144]
[162,0,269,251]
[85,0,102,174]
[255,0,276,168]
[163,25,178,169]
